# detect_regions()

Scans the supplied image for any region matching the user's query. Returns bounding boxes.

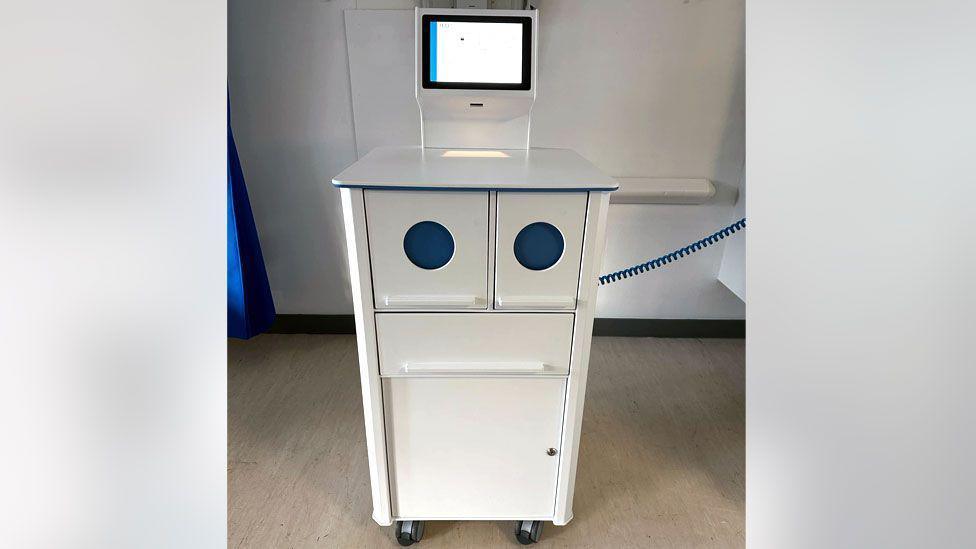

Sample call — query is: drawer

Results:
[365,190,488,310]
[375,313,574,376]
[494,192,587,310]
[384,376,565,518]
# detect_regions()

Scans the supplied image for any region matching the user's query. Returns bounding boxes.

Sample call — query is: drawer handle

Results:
[384,294,479,307]
[403,361,546,374]
[495,295,575,309]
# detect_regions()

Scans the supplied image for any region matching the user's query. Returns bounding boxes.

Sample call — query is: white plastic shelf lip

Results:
[495,296,575,308]
[610,178,715,204]
[383,295,479,307]
[402,362,547,374]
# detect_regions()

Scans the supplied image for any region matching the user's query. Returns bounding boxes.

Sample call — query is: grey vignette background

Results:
[1,1,975,548]
[0,1,226,547]
[747,1,976,547]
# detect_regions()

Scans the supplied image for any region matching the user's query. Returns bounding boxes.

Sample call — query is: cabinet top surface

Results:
[332,146,618,191]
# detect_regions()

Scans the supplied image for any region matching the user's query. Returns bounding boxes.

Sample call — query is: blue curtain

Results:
[228,98,275,338]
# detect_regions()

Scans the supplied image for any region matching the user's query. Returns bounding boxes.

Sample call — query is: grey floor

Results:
[229,335,744,548]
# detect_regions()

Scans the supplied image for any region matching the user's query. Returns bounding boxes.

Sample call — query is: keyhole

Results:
[547,448,557,456]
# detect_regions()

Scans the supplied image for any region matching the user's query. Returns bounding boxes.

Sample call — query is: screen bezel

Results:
[421,14,532,91]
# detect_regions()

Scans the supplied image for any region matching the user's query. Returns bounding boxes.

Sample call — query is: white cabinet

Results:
[383,377,566,519]
[375,313,574,376]
[334,146,616,529]
[365,190,489,310]
[494,192,587,310]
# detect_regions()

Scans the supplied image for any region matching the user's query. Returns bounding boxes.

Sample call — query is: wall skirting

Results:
[268,315,744,339]
[592,318,744,338]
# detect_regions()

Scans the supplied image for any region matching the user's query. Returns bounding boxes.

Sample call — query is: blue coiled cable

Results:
[598,217,746,285]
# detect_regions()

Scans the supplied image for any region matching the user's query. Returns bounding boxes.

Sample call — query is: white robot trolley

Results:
[333,8,617,545]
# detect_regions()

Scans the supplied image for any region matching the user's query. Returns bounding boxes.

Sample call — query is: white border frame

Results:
[340,188,393,526]
[553,191,610,525]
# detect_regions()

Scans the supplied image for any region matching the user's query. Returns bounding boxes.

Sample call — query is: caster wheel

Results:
[514,520,543,545]
[395,520,424,546]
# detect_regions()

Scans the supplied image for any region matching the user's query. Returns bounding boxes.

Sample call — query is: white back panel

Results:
[345,10,420,157]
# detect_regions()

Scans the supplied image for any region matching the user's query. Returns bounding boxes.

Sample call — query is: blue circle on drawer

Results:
[514,222,565,271]
[403,221,455,270]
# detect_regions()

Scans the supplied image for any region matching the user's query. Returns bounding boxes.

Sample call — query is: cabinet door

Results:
[495,192,587,310]
[366,190,488,310]
[384,377,565,519]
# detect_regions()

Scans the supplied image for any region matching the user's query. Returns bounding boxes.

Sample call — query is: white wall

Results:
[229,0,745,319]
[529,0,746,319]
[229,0,358,314]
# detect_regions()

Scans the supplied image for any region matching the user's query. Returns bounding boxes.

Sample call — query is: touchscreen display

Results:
[423,16,531,90]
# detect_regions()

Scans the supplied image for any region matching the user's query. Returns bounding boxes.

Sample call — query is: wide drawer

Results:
[375,313,574,376]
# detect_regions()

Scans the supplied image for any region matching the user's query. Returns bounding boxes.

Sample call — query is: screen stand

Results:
[415,8,538,151]
[419,93,534,150]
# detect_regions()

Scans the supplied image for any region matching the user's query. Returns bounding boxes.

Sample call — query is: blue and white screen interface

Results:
[429,21,523,84]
